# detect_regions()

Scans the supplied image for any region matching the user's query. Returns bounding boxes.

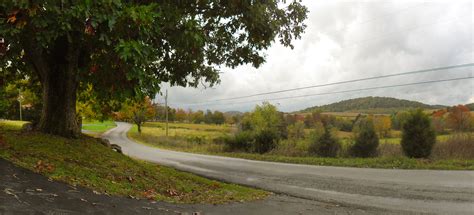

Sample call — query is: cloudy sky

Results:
[158,0,473,112]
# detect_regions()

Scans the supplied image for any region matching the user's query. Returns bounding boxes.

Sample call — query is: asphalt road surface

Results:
[103,122,474,214]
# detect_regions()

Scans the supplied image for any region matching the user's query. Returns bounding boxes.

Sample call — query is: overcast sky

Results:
[158,0,474,112]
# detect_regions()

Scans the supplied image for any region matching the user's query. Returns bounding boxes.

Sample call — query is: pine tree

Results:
[401,110,436,158]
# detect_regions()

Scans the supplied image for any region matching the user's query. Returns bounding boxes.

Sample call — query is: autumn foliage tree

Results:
[447,105,472,131]
[373,115,391,138]
[0,1,308,137]
[118,97,155,133]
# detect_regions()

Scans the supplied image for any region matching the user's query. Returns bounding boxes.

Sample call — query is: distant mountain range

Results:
[467,103,474,110]
[299,96,447,113]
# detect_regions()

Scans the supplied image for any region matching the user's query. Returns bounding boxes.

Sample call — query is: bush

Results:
[271,139,309,157]
[401,110,436,158]
[350,120,379,157]
[254,129,279,154]
[308,127,340,157]
[223,131,254,152]
[287,121,305,140]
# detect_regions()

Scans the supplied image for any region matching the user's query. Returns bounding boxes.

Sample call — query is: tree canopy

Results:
[0,1,308,137]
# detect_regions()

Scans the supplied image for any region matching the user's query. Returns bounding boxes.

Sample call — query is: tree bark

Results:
[37,65,80,137]
[35,35,81,138]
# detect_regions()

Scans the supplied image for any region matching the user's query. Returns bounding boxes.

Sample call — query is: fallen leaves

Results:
[210,182,221,190]
[166,188,178,197]
[143,189,156,200]
[34,160,55,173]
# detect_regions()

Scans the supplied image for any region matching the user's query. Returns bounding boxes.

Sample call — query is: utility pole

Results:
[18,90,23,121]
[165,89,168,137]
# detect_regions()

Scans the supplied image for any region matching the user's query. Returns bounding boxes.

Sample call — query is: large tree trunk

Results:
[38,65,80,137]
[33,35,81,138]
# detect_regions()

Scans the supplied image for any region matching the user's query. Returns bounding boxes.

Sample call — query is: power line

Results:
[176,63,474,105]
[183,76,474,107]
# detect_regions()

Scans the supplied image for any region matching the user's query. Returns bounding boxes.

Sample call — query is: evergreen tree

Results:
[401,110,436,158]
[351,119,379,157]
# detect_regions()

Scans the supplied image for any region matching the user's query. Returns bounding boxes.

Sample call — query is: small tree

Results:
[373,115,391,138]
[401,110,436,158]
[250,102,282,153]
[119,97,155,133]
[175,108,187,122]
[212,111,226,125]
[447,105,472,131]
[236,102,282,153]
[351,119,379,158]
[204,110,214,124]
[309,126,340,157]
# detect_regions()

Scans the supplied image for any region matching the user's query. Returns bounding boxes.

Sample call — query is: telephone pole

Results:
[18,90,23,121]
[165,89,168,137]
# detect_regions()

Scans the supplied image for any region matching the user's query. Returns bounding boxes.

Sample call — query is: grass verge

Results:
[0,120,268,204]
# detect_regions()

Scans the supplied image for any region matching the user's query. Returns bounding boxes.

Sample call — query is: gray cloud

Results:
[159,0,474,112]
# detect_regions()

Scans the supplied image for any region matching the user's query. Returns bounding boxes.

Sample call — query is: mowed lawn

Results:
[129,122,474,170]
[82,120,117,133]
[0,120,268,204]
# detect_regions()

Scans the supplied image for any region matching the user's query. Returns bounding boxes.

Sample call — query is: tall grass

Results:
[432,133,474,159]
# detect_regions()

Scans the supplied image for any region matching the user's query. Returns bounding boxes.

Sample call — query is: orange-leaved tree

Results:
[447,105,472,131]
[119,97,155,133]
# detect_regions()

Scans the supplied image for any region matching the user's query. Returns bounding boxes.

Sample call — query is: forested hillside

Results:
[466,103,474,110]
[300,96,444,113]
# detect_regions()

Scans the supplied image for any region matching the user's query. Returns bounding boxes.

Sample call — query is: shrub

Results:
[401,110,436,158]
[254,129,279,154]
[271,139,309,157]
[287,121,305,140]
[308,127,340,157]
[223,131,254,152]
[350,120,379,157]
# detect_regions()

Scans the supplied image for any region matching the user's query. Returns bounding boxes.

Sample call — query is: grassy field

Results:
[82,120,117,133]
[129,122,474,170]
[0,120,268,204]
[129,122,233,153]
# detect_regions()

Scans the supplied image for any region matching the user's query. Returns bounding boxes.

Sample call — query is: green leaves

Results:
[1,0,308,111]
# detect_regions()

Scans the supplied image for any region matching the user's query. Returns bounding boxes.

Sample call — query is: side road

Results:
[102,122,474,215]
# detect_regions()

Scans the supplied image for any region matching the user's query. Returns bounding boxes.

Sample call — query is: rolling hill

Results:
[466,103,474,110]
[299,96,445,113]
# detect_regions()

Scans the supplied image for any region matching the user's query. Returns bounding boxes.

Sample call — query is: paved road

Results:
[103,122,474,214]
[2,158,379,215]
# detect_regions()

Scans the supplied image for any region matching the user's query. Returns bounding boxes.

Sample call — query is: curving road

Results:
[103,122,474,214]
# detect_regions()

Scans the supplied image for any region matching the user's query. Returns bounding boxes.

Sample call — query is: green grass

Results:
[0,120,268,204]
[0,120,27,131]
[82,120,117,133]
[129,122,474,170]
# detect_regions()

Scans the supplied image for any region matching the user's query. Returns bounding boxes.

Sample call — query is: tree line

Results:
[220,102,473,159]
